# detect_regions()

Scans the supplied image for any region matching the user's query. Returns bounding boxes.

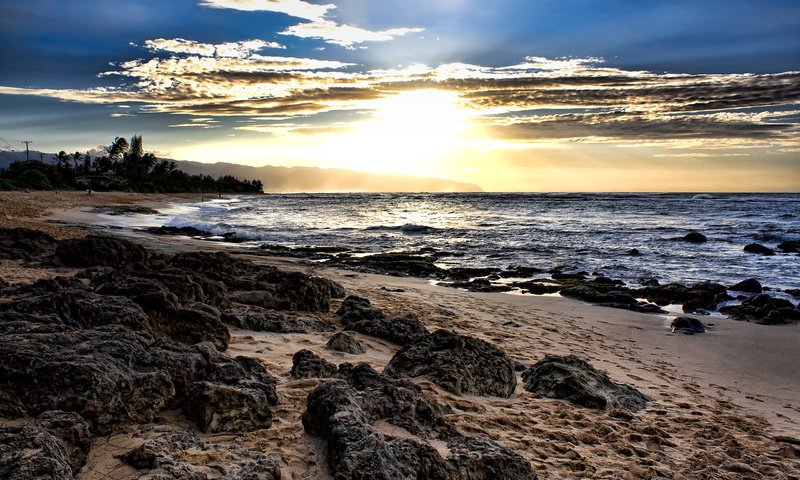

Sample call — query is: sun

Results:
[326,89,472,175]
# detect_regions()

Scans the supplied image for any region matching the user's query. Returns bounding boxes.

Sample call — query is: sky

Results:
[0,0,799,191]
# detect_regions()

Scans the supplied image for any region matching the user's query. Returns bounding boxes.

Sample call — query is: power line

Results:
[0,135,13,150]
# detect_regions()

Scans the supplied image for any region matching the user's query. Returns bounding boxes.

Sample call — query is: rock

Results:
[443,278,514,293]
[223,305,334,333]
[145,225,213,237]
[303,363,535,480]
[638,281,730,312]
[0,227,58,261]
[682,231,707,243]
[511,281,560,295]
[720,294,800,325]
[0,323,175,432]
[153,302,230,351]
[91,205,160,215]
[786,289,800,299]
[627,248,641,256]
[184,381,274,433]
[778,240,800,254]
[337,296,429,346]
[730,278,763,293]
[744,243,775,255]
[522,355,651,411]
[383,329,516,397]
[336,252,445,277]
[55,235,150,267]
[291,349,338,379]
[0,411,92,478]
[670,316,706,334]
[326,331,366,354]
[1,277,152,332]
[122,429,281,479]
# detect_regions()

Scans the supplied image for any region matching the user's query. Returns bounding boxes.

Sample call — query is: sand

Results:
[2,191,799,479]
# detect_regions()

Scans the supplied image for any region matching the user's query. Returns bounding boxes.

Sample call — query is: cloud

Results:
[1,48,798,149]
[281,20,424,47]
[143,38,284,58]
[198,0,334,20]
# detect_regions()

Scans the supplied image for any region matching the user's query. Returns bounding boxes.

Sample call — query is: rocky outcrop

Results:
[670,316,706,334]
[0,227,58,261]
[637,281,731,313]
[730,278,763,293]
[778,240,800,254]
[523,355,651,411]
[744,243,775,255]
[326,331,366,354]
[337,296,429,346]
[0,411,92,478]
[303,363,536,480]
[291,349,338,379]
[185,381,274,433]
[121,429,281,479]
[383,329,517,398]
[222,305,334,333]
[720,294,800,325]
[55,235,150,267]
[681,231,707,243]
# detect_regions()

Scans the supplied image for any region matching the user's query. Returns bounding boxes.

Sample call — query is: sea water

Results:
[156,193,799,291]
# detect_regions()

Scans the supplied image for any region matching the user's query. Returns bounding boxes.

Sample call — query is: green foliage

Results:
[0,135,263,194]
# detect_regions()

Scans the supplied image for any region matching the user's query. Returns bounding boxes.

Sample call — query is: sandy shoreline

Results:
[1,191,799,478]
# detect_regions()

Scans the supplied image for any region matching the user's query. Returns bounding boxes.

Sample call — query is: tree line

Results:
[0,135,263,194]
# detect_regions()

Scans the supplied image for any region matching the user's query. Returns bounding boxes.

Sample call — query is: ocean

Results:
[129,193,799,292]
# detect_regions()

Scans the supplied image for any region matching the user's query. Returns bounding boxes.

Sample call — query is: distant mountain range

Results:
[0,151,482,193]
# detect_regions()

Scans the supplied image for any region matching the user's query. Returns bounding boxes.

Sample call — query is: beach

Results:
[1,191,799,479]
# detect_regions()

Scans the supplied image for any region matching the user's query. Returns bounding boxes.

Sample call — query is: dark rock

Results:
[145,225,212,237]
[337,296,429,346]
[121,429,281,479]
[91,205,160,215]
[511,280,560,295]
[522,354,651,411]
[681,231,707,243]
[446,267,502,280]
[223,305,334,333]
[552,271,588,281]
[502,321,521,328]
[627,248,641,256]
[326,331,366,354]
[786,289,800,299]
[303,363,535,480]
[0,323,175,433]
[499,265,545,278]
[0,419,74,479]
[291,349,338,379]
[443,278,514,293]
[0,411,92,478]
[0,227,58,261]
[55,235,150,267]
[720,294,800,325]
[221,231,246,243]
[670,316,706,334]
[383,329,516,397]
[153,301,230,351]
[778,240,800,254]
[730,278,763,293]
[638,281,730,312]
[184,381,274,433]
[744,243,775,255]
[335,252,445,278]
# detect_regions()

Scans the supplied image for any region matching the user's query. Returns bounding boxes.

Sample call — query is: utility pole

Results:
[21,140,33,161]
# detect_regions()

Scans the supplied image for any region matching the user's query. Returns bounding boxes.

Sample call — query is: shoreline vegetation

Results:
[0,136,263,194]
[1,191,799,479]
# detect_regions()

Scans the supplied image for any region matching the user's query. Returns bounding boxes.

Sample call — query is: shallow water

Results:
[154,193,799,291]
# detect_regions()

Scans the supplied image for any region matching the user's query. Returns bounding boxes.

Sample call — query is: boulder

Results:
[184,381,274,433]
[522,355,651,411]
[744,243,775,255]
[0,411,92,478]
[670,316,706,334]
[326,331,366,354]
[303,363,535,480]
[720,294,800,325]
[511,281,561,295]
[777,240,800,254]
[681,231,707,243]
[152,302,230,351]
[291,349,338,379]
[121,429,281,479]
[55,235,149,267]
[337,296,429,346]
[0,227,58,261]
[730,278,763,293]
[627,248,641,256]
[222,305,334,333]
[383,329,517,397]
